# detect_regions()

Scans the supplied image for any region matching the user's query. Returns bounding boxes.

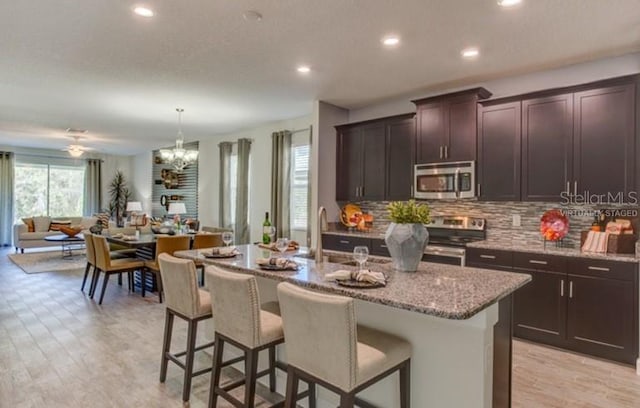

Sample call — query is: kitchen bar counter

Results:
[175,244,530,320]
[175,244,530,408]
[467,239,640,263]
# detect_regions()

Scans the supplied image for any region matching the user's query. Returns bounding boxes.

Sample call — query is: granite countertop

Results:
[467,240,640,263]
[322,229,386,239]
[175,244,531,320]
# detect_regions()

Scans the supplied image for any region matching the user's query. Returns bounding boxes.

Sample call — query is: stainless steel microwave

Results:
[414,161,476,199]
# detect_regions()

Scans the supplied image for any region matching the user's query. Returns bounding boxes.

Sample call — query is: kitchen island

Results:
[175,245,531,408]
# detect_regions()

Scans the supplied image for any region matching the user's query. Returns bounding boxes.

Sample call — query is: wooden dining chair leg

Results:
[284,366,299,408]
[117,273,123,286]
[81,263,92,292]
[399,360,411,408]
[159,309,175,383]
[308,381,316,408]
[89,269,100,298]
[339,393,356,408]
[98,273,111,305]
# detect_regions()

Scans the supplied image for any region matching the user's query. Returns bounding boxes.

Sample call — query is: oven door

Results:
[414,161,475,199]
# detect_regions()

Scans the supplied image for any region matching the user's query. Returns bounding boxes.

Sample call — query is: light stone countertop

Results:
[467,240,640,263]
[175,244,531,320]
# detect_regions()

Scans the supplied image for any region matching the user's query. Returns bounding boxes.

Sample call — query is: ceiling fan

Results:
[62,134,91,157]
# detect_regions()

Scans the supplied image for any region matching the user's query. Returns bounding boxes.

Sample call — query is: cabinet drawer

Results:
[568,258,637,282]
[321,234,370,253]
[370,238,390,257]
[513,252,566,273]
[466,248,513,270]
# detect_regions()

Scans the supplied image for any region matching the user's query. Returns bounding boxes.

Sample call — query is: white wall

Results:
[130,151,153,213]
[198,115,312,243]
[349,52,640,122]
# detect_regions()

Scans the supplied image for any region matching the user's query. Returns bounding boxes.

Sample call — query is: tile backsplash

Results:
[348,200,636,248]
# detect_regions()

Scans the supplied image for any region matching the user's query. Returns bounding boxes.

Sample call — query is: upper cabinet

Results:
[336,114,415,202]
[413,88,491,164]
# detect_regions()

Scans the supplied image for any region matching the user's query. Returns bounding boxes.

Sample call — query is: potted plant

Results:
[108,170,131,228]
[385,200,430,272]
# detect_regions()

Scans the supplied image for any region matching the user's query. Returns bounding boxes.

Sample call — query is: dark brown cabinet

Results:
[336,114,415,202]
[573,83,636,199]
[413,88,491,164]
[322,234,371,253]
[477,101,522,201]
[521,94,573,201]
[465,247,513,271]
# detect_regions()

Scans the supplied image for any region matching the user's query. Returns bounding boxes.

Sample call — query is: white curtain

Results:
[271,130,292,239]
[0,152,14,246]
[235,138,251,244]
[83,159,102,215]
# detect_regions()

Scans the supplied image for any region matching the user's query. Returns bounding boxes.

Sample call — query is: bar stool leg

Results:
[399,360,411,408]
[339,393,355,408]
[244,348,259,408]
[268,346,277,392]
[284,366,299,408]
[159,309,175,382]
[308,381,316,408]
[209,334,225,408]
[182,319,198,402]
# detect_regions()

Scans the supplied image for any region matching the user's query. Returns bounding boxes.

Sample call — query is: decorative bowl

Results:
[60,226,83,237]
[540,209,569,241]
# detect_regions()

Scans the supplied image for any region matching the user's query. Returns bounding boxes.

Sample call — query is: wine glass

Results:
[353,246,369,273]
[222,231,234,246]
[275,238,289,257]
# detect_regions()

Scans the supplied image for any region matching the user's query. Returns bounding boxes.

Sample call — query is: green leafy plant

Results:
[387,200,430,224]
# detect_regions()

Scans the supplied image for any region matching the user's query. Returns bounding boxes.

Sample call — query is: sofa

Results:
[13,215,150,253]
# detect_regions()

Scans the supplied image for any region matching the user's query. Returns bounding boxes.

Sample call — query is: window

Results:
[14,161,85,222]
[290,143,310,230]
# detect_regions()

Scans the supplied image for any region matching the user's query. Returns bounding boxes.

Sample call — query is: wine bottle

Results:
[591,213,601,231]
[262,212,272,244]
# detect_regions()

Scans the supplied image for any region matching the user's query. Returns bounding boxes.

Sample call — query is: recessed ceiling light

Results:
[497,0,522,7]
[297,65,311,74]
[382,35,400,47]
[461,47,480,59]
[133,6,154,17]
[243,10,263,21]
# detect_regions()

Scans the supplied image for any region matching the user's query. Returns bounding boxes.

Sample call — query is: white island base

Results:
[206,276,507,408]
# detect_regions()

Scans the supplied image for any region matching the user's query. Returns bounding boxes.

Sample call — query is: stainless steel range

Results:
[424,216,486,266]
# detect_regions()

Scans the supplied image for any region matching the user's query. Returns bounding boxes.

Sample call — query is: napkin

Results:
[582,231,608,253]
[256,257,299,270]
[325,269,387,285]
[209,246,238,255]
[121,235,138,241]
[258,241,300,252]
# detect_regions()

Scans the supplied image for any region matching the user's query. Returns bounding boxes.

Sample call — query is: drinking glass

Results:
[275,238,289,256]
[353,246,369,273]
[222,231,234,246]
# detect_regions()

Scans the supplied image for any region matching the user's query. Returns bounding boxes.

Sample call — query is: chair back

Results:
[206,266,262,348]
[277,282,357,391]
[155,235,191,261]
[192,233,223,250]
[92,235,112,270]
[84,232,96,265]
[158,253,203,317]
[202,226,233,234]
[185,219,200,231]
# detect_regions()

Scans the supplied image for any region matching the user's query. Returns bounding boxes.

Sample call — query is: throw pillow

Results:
[33,216,51,232]
[93,212,110,228]
[49,219,72,231]
[21,217,35,232]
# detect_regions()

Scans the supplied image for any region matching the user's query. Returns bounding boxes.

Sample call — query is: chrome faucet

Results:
[315,206,328,263]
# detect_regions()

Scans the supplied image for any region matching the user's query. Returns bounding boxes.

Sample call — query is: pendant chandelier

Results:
[159,108,198,172]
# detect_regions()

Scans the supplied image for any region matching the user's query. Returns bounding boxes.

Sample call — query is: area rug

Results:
[8,251,87,274]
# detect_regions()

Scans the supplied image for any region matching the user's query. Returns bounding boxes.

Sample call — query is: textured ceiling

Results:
[0,0,638,155]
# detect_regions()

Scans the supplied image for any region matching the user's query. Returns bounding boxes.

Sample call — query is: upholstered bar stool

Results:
[157,253,240,402]
[206,266,315,408]
[191,233,223,286]
[277,282,412,408]
[90,235,145,305]
[143,235,191,302]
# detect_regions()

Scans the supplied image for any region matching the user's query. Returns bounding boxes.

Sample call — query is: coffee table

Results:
[44,234,85,258]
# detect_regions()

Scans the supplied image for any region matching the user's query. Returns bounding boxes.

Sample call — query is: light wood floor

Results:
[2,247,640,407]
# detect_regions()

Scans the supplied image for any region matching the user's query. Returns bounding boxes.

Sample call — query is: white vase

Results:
[384,223,429,272]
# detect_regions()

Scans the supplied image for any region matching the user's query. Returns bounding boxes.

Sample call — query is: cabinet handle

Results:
[566,181,570,195]
[339,240,350,244]
[573,181,578,195]
[439,146,443,159]
[560,279,564,297]
[410,184,414,198]
[360,186,364,197]
[480,254,496,259]
[444,145,448,159]
[477,183,481,196]
[569,281,573,298]
[587,266,610,272]
[380,244,387,248]
[529,260,548,265]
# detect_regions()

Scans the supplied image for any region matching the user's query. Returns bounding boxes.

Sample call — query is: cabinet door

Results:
[567,274,636,364]
[477,102,522,201]
[386,117,415,200]
[522,94,573,201]
[513,270,567,347]
[336,128,362,201]
[416,102,445,163]
[322,234,370,253]
[361,124,386,200]
[573,83,635,199]
[447,98,477,161]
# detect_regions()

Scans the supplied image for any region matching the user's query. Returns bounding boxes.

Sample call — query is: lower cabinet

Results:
[321,234,370,253]
[467,248,639,365]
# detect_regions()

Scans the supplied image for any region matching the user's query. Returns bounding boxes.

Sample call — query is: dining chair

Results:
[90,235,145,305]
[192,233,224,286]
[143,235,191,303]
